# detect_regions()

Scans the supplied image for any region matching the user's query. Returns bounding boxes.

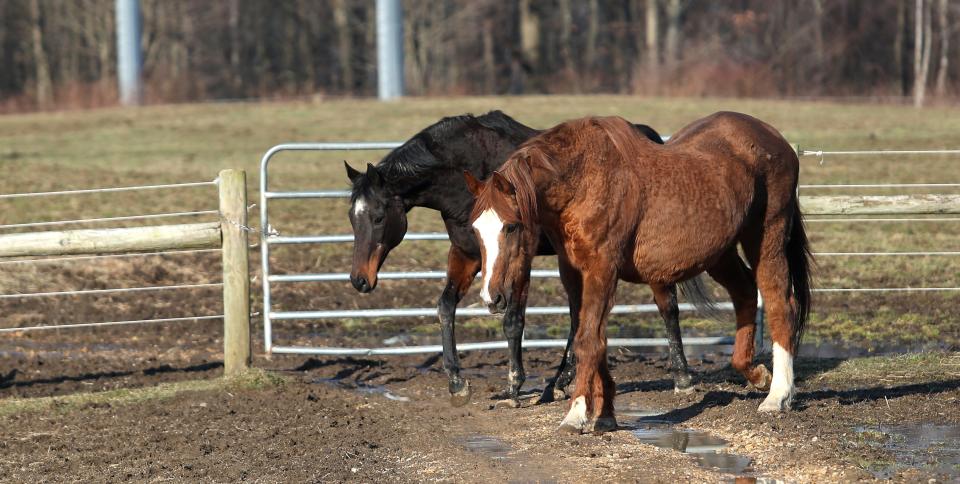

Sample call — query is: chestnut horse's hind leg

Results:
[558,264,618,434]
[540,259,582,404]
[706,249,771,390]
[439,246,481,407]
[650,283,693,392]
[747,220,798,412]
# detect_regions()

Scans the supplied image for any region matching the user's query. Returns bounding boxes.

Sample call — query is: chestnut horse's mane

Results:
[472,116,646,226]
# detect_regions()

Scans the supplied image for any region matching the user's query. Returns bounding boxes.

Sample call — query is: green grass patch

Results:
[0,368,286,418]
[814,352,960,386]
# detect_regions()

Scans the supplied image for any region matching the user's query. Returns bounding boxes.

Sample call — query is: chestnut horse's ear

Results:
[345,161,362,183]
[366,163,382,186]
[490,171,515,196]
[463,170,483,196]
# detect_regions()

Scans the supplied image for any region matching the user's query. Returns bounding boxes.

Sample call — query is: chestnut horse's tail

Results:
[787,203,814,352]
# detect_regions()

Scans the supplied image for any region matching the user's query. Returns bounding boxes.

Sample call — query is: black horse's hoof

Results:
[673,373,696,394]
[449,380,472,407]
[494,398,521,409]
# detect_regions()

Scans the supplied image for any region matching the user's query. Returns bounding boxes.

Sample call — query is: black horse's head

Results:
[344,162,408,293]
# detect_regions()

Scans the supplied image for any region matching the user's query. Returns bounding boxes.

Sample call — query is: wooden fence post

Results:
[219,169,251,375]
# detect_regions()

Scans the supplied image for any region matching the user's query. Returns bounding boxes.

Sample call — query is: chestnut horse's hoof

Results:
[758,385,794,412]
[750,365,773,391]
[449,380,472,407]
[588,416,618,434]
[557,396,588,433]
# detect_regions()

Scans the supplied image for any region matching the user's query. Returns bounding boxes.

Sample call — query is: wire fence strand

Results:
[0,248,222,266]
[0,210,218,230]
[0,315,225,333]
[0,282,223,300]
[0,180,217,200]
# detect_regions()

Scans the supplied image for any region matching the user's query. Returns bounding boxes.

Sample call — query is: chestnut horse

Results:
[466,112,812,433]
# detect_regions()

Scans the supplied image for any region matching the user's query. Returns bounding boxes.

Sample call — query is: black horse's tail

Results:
[787,203,814,352]
[678,275,724,322]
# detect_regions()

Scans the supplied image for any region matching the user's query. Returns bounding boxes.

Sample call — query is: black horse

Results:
[345,111,711,406]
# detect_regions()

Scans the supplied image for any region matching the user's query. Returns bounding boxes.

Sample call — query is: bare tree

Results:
[29,0,52,107]
[664,0,683,70]
[936,0,950,96]
[915,0,934,106]
[645,0,659,69]
[519,0,539,67]
[333,0,353,92]
[895,0,908,96]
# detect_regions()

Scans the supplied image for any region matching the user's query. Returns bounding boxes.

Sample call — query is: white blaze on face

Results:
[472,208,504,304]
[353,197,367,217]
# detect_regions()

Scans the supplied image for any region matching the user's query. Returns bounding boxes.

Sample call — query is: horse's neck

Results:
[396,137,511,222]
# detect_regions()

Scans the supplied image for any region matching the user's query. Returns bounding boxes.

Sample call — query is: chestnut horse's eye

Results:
[505,223,520,234]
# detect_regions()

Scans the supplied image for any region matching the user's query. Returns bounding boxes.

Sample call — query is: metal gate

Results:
[259,142,740,356]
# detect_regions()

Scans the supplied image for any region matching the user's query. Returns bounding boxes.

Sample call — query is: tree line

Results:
[0,0,954,112]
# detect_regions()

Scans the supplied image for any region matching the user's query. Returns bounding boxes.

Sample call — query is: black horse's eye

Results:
[373,215,385,224]
[505,223,520,234]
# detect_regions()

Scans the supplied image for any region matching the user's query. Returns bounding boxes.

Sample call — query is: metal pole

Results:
[376,0,404,100]
[115,0,143,106]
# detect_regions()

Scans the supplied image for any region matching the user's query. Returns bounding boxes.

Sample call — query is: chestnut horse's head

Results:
[345,162,408,293]
[465,169,540,314]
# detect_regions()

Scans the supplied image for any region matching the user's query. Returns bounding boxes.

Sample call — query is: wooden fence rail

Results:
[0,169,251,376]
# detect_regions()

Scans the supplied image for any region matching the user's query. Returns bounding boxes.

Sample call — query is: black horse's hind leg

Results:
[440,247,481,407]
[539,258,581,403]
[496,302,527,408]
[651,283,693,392]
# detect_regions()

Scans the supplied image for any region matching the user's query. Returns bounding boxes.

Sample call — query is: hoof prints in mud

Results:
[311,378,411,402]
[459,435,512,461]
[855,423,960,479]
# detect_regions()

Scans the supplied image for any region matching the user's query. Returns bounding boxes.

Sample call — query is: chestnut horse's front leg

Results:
[495,293,528,408]
[558,264,619,434]
[440,246,481,407]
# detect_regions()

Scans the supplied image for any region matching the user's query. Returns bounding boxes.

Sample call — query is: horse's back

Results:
[668,111,798,174]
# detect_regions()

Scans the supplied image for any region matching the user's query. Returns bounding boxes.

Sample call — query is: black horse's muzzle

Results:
[351,275,376,293]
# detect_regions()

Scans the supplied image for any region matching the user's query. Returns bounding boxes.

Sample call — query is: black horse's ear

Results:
[463,170,483,196]
[345,161,362,183]
[366,163,382,186]
[490,172,515,196]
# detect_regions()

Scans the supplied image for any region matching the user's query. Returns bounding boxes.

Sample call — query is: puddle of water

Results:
[621,408,759,478]
[312,378,411,402]
[630,425,753,475]
[459,435,512,461]
[855,423,960,479]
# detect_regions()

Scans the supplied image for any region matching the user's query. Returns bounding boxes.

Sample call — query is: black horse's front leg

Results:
[439,246,480,407]
[651,283,693,392]
[539,259,580,404]
[495,303,526,408]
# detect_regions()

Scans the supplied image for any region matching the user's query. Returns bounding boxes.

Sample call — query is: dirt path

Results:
[2,347,959,482]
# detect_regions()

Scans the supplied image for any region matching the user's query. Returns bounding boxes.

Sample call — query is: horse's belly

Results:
[629,210,743,283]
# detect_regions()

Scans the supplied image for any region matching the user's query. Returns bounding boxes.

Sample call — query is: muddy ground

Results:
[2,328,959,483]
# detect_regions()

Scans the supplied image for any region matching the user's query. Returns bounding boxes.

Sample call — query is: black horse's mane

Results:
[350,110,537,201]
